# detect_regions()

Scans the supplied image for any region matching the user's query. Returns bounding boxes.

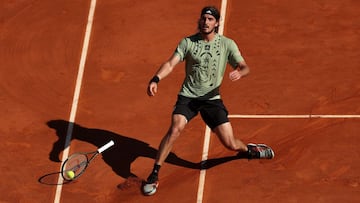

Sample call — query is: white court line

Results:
[53,0,97,203]
[217,0,227,36]
[197,125,211,203]
[229,114,360,118]
[196,1,228,203]
[196,114,360,202]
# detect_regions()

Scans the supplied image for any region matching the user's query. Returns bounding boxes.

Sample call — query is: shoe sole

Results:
[143,182,159,196]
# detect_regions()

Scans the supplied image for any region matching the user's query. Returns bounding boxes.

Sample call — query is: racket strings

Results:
[60,141,113,181]
[62,154,88,179]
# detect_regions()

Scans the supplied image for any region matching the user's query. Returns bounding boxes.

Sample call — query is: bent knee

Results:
[167,125,184,139]
[169,127,182,136]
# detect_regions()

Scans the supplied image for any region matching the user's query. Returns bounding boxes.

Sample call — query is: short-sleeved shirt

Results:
[174,33,244,100]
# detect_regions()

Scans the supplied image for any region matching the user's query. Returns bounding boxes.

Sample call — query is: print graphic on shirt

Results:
[190,39,220,88]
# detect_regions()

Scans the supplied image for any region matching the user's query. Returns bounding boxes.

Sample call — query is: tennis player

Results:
[143,6,274,195]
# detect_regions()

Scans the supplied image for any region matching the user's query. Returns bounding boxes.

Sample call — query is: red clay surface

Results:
[1,0,360,202]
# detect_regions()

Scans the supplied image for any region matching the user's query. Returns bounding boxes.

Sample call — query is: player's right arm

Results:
[147,54,181,97]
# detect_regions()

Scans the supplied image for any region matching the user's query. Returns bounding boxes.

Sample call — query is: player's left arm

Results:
[229,60,250,81]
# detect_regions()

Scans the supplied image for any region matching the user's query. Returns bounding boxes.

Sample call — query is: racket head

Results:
[61,153,89,181]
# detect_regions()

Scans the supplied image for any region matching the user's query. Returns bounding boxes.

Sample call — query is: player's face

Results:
[199,14,219,34]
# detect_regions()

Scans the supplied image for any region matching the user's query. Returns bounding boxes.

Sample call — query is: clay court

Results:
[1,0,359,202]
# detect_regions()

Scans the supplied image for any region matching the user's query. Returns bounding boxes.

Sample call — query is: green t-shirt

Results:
[175,33,244,100]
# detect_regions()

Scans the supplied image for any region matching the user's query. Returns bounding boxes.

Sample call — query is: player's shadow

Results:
[47,119,203,179]
[46,119,247,181]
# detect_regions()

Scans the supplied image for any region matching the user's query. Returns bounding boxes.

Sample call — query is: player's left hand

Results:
[229,69,242,81]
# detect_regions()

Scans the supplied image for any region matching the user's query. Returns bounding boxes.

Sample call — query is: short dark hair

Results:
[200,6,220,21]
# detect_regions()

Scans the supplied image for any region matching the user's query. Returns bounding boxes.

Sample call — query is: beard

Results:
[201,28,215,34]
[198,22,218,34]
[199,25,216,34]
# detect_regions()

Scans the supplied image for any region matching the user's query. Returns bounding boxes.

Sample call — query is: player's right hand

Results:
[147,82,158,96]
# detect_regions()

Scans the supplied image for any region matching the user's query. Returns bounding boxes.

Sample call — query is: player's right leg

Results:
[143,114,188,196]
[155,114,188,166]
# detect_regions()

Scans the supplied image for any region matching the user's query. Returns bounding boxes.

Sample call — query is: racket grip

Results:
[97,140,114,153]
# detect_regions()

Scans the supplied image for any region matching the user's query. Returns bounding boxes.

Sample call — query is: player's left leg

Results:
[200,100,248,152]
[200,99,274,159]
[212,122,248,152]
[213,123,274,159]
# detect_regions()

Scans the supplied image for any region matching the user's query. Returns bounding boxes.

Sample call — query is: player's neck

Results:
[200,31,216,42]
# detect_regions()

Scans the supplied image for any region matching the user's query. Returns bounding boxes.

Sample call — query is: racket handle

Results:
[97,140,114,153]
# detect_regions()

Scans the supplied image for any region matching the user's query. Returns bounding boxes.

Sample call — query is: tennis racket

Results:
[61,140,115,181]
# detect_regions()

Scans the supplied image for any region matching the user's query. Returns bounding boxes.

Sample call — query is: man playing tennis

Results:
[144,6,274,195]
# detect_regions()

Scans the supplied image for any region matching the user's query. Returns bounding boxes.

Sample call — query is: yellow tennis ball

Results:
[66,170,75,179]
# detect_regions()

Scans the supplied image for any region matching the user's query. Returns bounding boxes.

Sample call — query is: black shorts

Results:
[172,95,229,129]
